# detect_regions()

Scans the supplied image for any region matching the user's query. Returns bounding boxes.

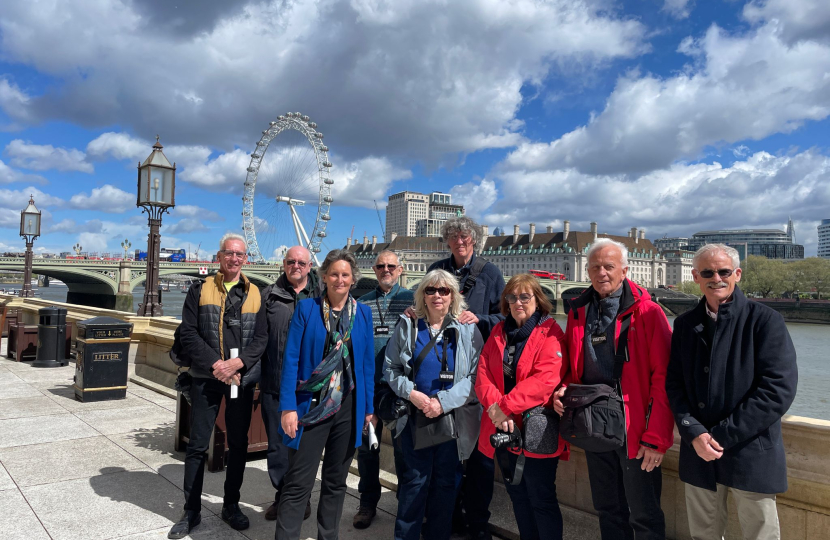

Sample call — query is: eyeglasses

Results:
[424,286,451,297]
[448,234,473,244]
[505,293,534,304]
[375,264,398,271]
[220,250,246,259]
[285,259,309,268]
[699,268,734,279]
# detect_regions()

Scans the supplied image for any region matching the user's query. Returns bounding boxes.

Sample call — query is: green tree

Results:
[677,280,703,297]
[739,256,784,298]
[781,259,806,298]
[797,257,830,299]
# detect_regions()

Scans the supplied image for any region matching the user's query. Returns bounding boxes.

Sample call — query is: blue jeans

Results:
[395,424,462,540]
[500,452,563,540]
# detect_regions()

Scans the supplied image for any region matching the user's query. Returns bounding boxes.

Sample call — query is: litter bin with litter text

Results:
[33,306,68,368]
[74,316,133,402]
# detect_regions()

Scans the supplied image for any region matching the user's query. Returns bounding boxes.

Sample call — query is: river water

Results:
[31,284,830,421]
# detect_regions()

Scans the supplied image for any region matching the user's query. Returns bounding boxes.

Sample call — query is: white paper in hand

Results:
[368,423,379,450]
[229,348,239,399]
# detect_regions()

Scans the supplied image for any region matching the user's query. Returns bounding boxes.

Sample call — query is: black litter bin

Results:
[74,316,133,402]
[33,306,68,368]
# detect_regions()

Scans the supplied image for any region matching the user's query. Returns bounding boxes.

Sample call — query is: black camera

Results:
[490,429,523,450]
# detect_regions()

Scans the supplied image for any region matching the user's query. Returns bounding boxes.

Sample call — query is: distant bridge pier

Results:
[115,261,133,312]
[66,283,121,311]
[38,275,50,287]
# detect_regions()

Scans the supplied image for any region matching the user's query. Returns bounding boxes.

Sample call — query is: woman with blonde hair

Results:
[383,269,483,540]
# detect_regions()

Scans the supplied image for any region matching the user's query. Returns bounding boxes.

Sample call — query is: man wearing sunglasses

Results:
[666,244,797,540]
[259,246,323,522]
[351,250,414,529]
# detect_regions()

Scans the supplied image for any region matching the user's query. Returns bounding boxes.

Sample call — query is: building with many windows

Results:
[653,237,690,251]
[344,233,449,273]
[819,219,830,259]
[688,224,804,260]
[662,250,695,286]
[385,190,464,239]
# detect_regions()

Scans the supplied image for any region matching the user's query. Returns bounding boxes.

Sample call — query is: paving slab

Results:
[0,358,42,371]
[0,394,66,419]
[0,462,15,491]
[127,384,178,412]
[112,515,248,539]
[0,435,147,487]
[13,365,75,383]
[22,468,184,540]
[107,424,185,471]
[0,487,51,539]
[45,384,157,412]
[0,378,46,399]
[0,413,98,449]
[0,367,23,382]
[73,404,175,435]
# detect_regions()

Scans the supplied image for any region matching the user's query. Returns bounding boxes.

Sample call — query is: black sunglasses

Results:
[375,264,398,270]
[699,268,734,279]
[424,286,451,296]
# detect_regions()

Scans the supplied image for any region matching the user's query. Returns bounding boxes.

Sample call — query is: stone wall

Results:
[5,294,829,539]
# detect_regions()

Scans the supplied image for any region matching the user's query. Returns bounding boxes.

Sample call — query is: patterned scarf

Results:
[297,296,356,426]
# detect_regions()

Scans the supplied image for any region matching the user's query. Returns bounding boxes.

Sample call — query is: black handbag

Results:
[560,313,631,453]
[522,406,560,454]
[409,316,458,450]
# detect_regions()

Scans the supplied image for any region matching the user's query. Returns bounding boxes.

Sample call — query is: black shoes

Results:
[352,505,377,529]
[168,510,201,539]
[221,503,250,531]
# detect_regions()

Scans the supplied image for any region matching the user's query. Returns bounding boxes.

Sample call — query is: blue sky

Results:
[0,0,828,259]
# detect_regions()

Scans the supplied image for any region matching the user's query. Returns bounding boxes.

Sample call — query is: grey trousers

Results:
[685,483,780,540]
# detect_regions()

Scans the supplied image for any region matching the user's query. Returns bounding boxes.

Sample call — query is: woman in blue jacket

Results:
[276,249,375,540]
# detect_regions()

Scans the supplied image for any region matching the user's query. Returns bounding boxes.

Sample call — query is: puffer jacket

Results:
[383,316,484,461]
[475,316,569,460]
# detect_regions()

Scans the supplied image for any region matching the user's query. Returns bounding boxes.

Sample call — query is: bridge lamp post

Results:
[121,239,132,261]
[73,243,82,257]
[136,136,176,317]
[19,195,41,298]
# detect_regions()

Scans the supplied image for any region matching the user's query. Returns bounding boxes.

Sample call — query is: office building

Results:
[819,219,830,259]
[385,190,464,239]
[653,237,690,251]
[689,224,804,260]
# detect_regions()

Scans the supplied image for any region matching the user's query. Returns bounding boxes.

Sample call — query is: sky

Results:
[0,0,828,260]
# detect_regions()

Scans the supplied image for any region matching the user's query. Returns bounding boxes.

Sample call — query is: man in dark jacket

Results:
[259,246,322,521]
[666,244,797,540]
[427,216,505,540]
[169,233,267,539]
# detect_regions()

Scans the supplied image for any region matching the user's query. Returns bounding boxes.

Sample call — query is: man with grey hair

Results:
[169,233,268,538]
[666,244,797,540]
[554,237,674,540]
[259,245,322,521]
[426,216,504,540]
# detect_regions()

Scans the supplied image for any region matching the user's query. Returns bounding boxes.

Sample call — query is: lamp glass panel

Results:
[21,211,40,236]
[148,166,174,205]
[138,168,151,204]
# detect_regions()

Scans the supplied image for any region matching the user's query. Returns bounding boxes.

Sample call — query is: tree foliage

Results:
[677,280,703,296]
[739,256,830,299]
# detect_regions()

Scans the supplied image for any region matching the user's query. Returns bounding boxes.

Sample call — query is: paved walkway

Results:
[0,350,599,540]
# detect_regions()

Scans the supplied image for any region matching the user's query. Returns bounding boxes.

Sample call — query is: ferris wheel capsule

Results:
[302,115,310,121]
[321,145,328,152]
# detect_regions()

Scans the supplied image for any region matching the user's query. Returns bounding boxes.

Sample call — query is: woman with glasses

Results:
[384,269,484,540]
[475,273,569,540]
[276,249,375,540]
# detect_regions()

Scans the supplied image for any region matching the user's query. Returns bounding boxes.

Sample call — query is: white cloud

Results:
[503,21,830,176]
[178,149,249,189]
[69,185,134,212]
[663,0,694,20]
[0,76,32,125]
[480,149,830,256]
[0,187,62,210]
[0,0,647,162]
[5,139,93,173]
[174,204,223,222]
[166,218,209,235]
[450,179,498,219]
[86,132,148,162]
[744,0,830,44]
[328,156,412,209]
[0,159,47,184]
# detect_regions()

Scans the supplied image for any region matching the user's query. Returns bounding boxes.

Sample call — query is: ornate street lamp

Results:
[73,243,82,257]
[19,195,41,298]
[121,238,132,260]
[136,136,176,317]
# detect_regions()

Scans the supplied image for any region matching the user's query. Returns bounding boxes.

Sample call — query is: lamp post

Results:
[136,136,175,317]
[73,243,82,258]
[121,239,132,261]
[19,195,42,298]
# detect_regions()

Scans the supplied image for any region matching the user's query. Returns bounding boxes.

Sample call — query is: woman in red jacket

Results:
[475,273,569,540]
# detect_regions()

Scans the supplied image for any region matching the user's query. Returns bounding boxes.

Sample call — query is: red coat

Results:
[475,316,569,460]
[564,279,674,458]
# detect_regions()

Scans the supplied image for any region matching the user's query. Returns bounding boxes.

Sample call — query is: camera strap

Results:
[611,313,632,394]
[495,447,525,486]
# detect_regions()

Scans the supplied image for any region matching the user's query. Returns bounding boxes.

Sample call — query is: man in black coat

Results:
[666,244,797,540]
[259,246,322,521]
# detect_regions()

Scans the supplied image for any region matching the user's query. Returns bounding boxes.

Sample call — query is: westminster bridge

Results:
[0,257,590,313]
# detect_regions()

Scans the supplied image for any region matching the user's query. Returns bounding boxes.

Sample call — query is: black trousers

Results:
[501,453,563,540]
[262,391,290,503]
[275,394,357,540]
[183,377,255,511]
[356,420,407,508]
[462,446,495,533]
[585,447,665,540]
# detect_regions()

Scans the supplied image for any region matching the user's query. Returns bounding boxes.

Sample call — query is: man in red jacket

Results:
[554,238,674,540]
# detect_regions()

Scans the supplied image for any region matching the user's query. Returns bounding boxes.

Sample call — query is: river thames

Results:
[31,284,830,421]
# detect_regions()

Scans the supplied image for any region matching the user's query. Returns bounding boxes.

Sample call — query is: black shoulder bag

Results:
[559,313,632,453]
[409,316,459,450]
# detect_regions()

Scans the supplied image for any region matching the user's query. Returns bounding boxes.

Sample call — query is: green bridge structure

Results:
[0,257,590,313]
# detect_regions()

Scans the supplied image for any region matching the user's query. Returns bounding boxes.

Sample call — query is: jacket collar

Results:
[692,285,747,325]
[214,271,249,294]
[271,270,320,300]
[569,278,641,318]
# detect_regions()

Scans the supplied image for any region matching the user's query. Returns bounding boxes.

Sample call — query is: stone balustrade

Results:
[4,294,828,539]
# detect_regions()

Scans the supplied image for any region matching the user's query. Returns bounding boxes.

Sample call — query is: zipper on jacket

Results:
[645,397,653,430]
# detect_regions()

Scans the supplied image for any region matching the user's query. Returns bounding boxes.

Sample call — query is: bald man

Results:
[259,246,323,521]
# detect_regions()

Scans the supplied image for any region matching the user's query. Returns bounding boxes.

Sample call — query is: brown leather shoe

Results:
[352,505,376,529]
[264,501,279,521]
